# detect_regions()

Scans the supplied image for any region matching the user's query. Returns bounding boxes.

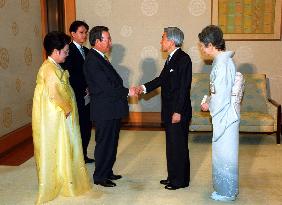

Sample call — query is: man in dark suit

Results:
[137,27,192,190]
[83,26,136,187]
[62,21,94,163]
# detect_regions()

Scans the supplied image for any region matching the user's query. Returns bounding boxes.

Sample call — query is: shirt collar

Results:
[169,47,180,59]
[93,48,105,58]
[73,40,83,49]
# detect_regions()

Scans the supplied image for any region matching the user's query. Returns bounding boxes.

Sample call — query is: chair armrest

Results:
[267,98,281,132]
[268,98,281,108]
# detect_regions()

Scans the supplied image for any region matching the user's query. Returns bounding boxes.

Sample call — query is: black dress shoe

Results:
[160,179,170,185]
[165,183,188,190]
[94,179,116,187]
[84,157,95,163]
[108,174,122,180]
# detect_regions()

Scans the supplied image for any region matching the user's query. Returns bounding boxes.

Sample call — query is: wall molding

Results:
[0,123,32,157]
[123,112,162,127]
[40,0,47,60]
[40,0,76,60]
[64,0,76,34]
[0,112,162,157]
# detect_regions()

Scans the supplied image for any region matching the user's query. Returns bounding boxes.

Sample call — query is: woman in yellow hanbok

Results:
[32,31,91,205]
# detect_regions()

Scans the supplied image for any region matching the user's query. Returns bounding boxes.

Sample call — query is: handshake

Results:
[128,85,145,97]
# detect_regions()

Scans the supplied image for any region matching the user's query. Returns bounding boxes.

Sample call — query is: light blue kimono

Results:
[209,51,239,198]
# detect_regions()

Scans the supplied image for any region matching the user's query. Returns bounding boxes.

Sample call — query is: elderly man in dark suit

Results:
[83,26,136,187]
[61,20,94,163]
[137,27,192,190]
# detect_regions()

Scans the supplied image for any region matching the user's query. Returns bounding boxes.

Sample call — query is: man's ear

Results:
[70,31,76,38]
[95,39,101,45]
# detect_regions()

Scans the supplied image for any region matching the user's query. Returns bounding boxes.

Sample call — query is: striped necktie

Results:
[104,55,109,62]
[80,46,85,59]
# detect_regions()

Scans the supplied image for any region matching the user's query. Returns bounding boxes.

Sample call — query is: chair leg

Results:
[276,131,281,144]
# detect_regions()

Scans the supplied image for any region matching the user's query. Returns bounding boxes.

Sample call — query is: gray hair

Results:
[164,27,184,47]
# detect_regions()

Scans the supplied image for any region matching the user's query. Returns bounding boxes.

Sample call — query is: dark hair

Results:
[43,31,71,56]
[69,20,89,33]
[89,26,109,46]
[198,25,225,51]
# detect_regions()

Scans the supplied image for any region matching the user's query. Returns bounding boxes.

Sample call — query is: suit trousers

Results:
[77,103,92,157]
[93,118,121,182]
[164,119,190,187]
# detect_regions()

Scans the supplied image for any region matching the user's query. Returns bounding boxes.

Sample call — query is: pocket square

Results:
[169,69,174,72]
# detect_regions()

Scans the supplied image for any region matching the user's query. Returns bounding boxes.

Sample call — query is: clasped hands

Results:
[128,85,181,123]
[128,85,144,97]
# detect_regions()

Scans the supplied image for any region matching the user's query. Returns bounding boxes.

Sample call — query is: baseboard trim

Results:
[0,123,32,157]
[0,112,162,157]
[122,112,162,127]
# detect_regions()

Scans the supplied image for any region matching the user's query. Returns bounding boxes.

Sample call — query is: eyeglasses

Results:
[198,43,207,49]
[60,49,69,55]
[101,37,112,42]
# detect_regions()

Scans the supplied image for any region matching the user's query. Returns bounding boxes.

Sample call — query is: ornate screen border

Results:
[212,0,282,40]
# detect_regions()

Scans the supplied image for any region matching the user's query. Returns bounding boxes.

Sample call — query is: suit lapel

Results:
[70,42,85,61]
[91,49,123,84]
[168,48,181,65]
[82,46,89,56]
[163,48,182,78]
[91,49,110,67]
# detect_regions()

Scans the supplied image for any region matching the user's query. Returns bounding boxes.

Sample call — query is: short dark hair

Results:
[198,25,225,51]
[89,26,109,46]
[43,31,71,56]
[69,20,89,33]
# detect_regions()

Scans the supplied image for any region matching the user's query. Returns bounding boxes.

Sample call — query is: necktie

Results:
[80,46,85,59]
[166,55,170,65]
[104,55,109,62]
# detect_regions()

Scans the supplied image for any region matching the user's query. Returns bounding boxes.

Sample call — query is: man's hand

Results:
[135,85,144,95]
[129,86,144,96]
[172,112,181,124]
[129,87,138,97]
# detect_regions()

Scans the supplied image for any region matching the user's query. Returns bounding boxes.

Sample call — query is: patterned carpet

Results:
[0,130,281,205]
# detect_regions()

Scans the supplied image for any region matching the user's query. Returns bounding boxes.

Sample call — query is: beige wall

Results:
[0,0,281,136]
[0,0,42,136]
[76,0,282,112]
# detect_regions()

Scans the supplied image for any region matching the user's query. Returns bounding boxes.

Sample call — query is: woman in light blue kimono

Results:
[198,25,241,201]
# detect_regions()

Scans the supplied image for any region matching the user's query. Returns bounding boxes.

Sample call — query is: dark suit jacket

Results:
[83,49,129,121]
[145,48,192,123]
[62,42,89,107]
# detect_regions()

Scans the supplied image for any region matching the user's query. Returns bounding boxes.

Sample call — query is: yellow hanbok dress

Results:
[32,58,91,205]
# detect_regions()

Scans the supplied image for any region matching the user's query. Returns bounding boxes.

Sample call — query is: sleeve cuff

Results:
[141,85,147,94]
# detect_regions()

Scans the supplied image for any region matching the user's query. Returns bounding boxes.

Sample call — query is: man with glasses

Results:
[83,26,136,187]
